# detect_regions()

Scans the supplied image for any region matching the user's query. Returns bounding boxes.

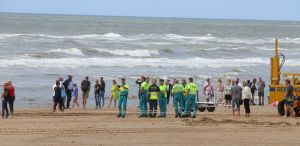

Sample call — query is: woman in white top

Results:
[242,81,253,117]
[223,79,232,111]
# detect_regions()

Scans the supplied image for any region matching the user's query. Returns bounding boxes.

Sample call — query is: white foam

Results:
[46,48,85,56]
[0,56,279,68]
[91,48,160,57]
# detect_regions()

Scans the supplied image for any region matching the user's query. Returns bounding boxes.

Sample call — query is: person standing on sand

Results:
[242,81,252,117]
[224,79,232,111]
[257,77,265,106]
[249,78,257,105]
[1,82,10,118]
[216,79,224,105]
[173,80,184,118]
[182,78,198,118]
[81,76,91,109]
[148,79,160,118]
[203,78,214,102]
[284,79,296,117]
[166,79,172,105]
[6,81,15,116]
[117,78,129,118]
[53,80,63,112]
[72,83,79,109]
[94,80,100,109]
[109,80,119,108]
[136,76,144,100]
[139,76,150,117]
[99,77,106,108]
[231,80,242,117]
[158,79,167,118]
[63,75,73,109]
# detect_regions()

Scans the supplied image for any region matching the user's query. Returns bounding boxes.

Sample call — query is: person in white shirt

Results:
[223,79,232,111]
[242,81,253,117]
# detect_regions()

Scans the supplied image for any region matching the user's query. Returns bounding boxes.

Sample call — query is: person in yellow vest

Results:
[117,78,129,118]
[172,80,184,118]
[181,79,188,111]
[139,77,150,117]
[158,79,167,118]
[182,78,198,118]
[148,79,160,118]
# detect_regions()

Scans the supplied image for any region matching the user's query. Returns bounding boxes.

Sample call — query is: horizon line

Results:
[1,11,299,22]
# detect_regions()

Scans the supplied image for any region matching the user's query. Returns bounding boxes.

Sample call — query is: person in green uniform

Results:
[182,78,198,118]
[139,77,150,117]
[181,79,187,111]
[148,79,160,118]
[109,80,119,108]
[117,78,129,118]
[158,79,167,118]
[172,80,184,118]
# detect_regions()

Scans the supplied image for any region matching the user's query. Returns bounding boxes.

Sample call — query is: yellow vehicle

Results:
[269,39,300,116]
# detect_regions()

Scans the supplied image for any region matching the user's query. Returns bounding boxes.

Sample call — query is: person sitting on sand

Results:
[109,80,119,109]
[53,80,63,112]
[284,79,296,117]
[81,76,91,109]
[72,83,79,109]
[242,81,252,117]
[231,80,242,117]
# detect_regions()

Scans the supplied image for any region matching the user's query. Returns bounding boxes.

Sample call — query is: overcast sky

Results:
[0,0,299,21]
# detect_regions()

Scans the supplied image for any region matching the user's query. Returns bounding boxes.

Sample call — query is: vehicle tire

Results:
[207,107,215,112]
[277,101,290,116]
[198,107,206,112]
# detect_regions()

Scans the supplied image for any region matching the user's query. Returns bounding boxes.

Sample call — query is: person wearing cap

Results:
[139,77,150,117]
[81,76,91,109]
[117,78,129,118]
[182,78,198,118]
[148,79,160,118]
[172,80,184,118]
[158,79,167,118]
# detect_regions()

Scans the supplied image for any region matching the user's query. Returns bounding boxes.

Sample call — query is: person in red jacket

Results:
[6,81,15,115]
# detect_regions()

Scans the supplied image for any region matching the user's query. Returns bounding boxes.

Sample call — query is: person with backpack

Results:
[63,75,73,109]
[81,76,91,109]
[1,82,10,118]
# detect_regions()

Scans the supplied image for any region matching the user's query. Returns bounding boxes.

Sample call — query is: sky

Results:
[0,0,299,21]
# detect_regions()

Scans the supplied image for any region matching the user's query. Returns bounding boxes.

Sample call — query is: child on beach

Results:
[72,84,79,108]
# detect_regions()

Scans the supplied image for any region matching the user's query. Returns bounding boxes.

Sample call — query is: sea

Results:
[0,13,300,108]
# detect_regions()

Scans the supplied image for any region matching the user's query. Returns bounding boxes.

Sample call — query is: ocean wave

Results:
[0,56,276,68]
[91,48,160,57]
[46,48,85,56]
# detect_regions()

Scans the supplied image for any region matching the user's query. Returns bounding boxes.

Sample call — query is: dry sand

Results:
[0,105,299,146]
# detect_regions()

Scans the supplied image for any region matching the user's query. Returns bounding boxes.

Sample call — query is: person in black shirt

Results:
[99,77,106,108]
[148,79,160,118]
[1,83,10,118]
[136,76,145,99]
[166,79,172,104]
[94,80,100,109]
[63,75,73,109]
[81,76,91,109]
[249,78,257,105]
[53,80,63,112]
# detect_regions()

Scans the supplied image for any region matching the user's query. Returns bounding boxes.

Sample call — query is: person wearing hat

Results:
[139,76,150,117]
[117,78,129,118]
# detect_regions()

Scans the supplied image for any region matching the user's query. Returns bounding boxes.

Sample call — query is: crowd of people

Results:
[51,75,270,118]
[1,81,15,118]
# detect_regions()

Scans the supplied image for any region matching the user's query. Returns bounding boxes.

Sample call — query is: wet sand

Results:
[0,105,299,146]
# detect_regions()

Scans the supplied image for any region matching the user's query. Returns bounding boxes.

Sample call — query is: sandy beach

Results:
[0,105,299,146]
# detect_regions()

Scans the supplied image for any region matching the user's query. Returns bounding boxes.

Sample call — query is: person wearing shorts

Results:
[231,80,242,117]
[224,79,232,111]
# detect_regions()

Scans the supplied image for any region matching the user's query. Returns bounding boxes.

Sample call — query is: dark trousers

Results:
[53,97,63,111]
[66,90,72,108]
[2,98,9,118]
[243,99,250,113]
[149,99,158,116]
[9,96,15,113]
[166,92,171,104]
